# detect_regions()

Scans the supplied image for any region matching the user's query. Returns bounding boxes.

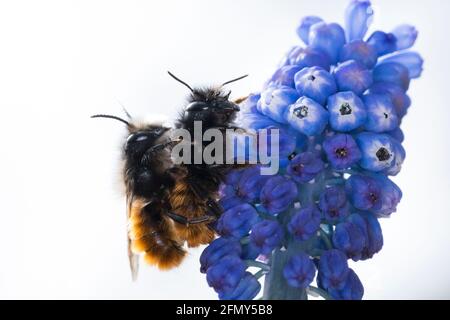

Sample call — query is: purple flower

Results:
[309,22,346,64]
[380,52,424,79]
[258,86,299,123]
[236,166,269,202]
[218,194,245,211]
[283,253,317,289]
[294,66,337,105]
[319,186,350,222]
[329,269,364,300]
[318,249,350,291]
[373,62,410,91]
[206,255,247,295]
[392,24,418,50]
[344,0,374,42]
[332,218,366,261]
[372,174,402,217]
[345,174,382,211]
[363,93,399,133]
[288,205,321,241]
[296,16,324,44]
[224,170,244,186]
[260,176,298,214]
[385,138,406,176]
[334,60,373,96]
[200,237,242,273]
[340,40,378,69]
[327,91,367,132]
[240,243,260,260]
[287,151,324,183]
[323,134,362,170]
[289,46,332,71]
[216,204,259,239]
[355,132,395,172]
[367,31,397,56]
[250,220,284,255]
[286,97,329,136]
[219,272,261,300]
[356,212,383,260]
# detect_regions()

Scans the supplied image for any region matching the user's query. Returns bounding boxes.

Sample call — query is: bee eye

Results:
[136,135,148,142]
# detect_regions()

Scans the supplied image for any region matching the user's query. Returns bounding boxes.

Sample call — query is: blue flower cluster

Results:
[200,0,422,300]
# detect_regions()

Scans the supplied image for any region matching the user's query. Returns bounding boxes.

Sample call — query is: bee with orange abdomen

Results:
[91,71,248,279]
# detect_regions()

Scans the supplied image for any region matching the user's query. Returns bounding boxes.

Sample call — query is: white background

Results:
[0,0,448,299]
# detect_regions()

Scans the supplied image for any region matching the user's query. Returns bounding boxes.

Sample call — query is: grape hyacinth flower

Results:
[286,97,329,136]
[294,66,337,105]
[318,186,350,222]
[327,91,367,132]
[287,151,324,183]
[322,134,361,170]
[288,205,321,241]
[200,0,422,300]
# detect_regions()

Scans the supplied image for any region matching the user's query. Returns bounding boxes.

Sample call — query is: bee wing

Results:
[126,193,139,281]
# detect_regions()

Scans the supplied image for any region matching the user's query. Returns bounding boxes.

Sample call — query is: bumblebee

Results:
[91,72,248,279]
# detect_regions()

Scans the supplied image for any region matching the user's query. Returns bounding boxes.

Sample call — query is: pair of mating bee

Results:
[92,72,249,279]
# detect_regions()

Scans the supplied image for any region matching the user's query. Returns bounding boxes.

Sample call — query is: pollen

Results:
[339,102,352,115]
[376,147,391,161]
[294,105,309,119]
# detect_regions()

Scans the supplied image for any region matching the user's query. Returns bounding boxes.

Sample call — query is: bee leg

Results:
[206,199,222,218]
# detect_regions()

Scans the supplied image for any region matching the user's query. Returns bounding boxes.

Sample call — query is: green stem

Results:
[306,286,333,300]
[245,260,271,272]
[240,236,250,245]
[254,269,267,280]
[319,229,333,250]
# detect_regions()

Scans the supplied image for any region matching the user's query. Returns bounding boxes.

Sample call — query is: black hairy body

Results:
[92,74,249,276]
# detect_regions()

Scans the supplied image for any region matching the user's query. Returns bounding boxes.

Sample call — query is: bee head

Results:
[184,90,240,124]
[124,125,169,156]
[90,113,170,158]
[167,71,248,128]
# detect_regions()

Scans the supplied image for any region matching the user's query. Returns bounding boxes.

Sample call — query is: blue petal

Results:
[333,60,373,96]
[296,16,324,45]
[345,0,374,42]
[259,86,299,124]
[286,97,329,136]
[294,66,337,105]
[327,91,367,132]
[373,62,410,91]
[339,40,378,69]
[380,52,424,79]
[367,31,397,56]
[362,93,399,133]
[369,83,410,118]
[289,46,332,71]
[219,272,261,300]
[309,22,346,64]
[392,24,418,50]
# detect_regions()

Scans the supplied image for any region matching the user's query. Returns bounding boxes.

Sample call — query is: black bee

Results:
[91,72,248,279]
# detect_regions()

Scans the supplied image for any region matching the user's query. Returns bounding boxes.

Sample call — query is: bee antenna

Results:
[115,98,133,119]
[90,114,130,126]
[221,74,249,87]
[167,71,194,93]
